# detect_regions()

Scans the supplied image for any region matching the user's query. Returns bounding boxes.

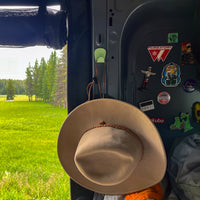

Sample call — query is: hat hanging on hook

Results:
[57,98,167,194]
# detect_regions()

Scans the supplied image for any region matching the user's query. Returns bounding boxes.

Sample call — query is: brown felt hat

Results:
[57,99,166,194]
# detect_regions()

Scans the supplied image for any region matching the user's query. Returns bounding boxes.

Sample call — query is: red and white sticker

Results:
[148,46,172,62]
[157,91,171,105]
[150,117,165,124]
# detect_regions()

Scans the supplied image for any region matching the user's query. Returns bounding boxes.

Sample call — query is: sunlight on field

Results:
[0,95,6,101]
[0,95,35,101]
[0,101,70,199]
[1,171,69,199]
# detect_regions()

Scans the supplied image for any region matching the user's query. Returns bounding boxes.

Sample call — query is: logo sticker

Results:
[192,102,200,123]
[157,91,171,105]
[139,100,155,112]
[170,113,193,133]
[148,46,172,62]
[161,62,181,87]
[183,79,197,92]
[181,42,195,65]
[168,33,178,43]
[150,117,165,124]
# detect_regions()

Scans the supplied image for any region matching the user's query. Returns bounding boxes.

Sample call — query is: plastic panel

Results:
[120,0,200,151]
[69,0,200,199]
[92,0,200,151]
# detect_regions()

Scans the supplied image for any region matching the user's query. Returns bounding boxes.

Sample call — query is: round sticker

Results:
[157,91,171,105]
[183,79,196,93]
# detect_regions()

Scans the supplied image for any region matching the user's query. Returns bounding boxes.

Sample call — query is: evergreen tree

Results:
[17,80,26,94]
[46,51,58,103]
[38,58,47,100]
[0,79,7,94]
[24,50,64,105]
[6,79,15,100]
[0,79,25,95]
[14,80,26,94]
[42,70,49,102]
[54,45,67,108]
[25,64,33,101]
[32,59,40,101]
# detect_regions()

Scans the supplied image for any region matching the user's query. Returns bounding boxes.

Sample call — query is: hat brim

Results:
[57,99,166,194]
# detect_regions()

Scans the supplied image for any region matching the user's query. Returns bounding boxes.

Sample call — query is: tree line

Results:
[0,79,25,95]
[1,45,67,108]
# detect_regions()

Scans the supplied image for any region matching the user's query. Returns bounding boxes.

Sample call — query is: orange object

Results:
[125,183,163,200]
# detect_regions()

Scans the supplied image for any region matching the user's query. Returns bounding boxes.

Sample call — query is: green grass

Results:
[0,101,70,199]
[0,95,35,102]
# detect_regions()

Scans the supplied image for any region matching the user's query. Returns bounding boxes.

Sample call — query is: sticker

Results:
[157,91,171,105]
[140,67,156,89]
[150,117,165,124]
[168,33,178,43]
[161,62,181,87]
[148,46,172,62]
[170,113,193,133]
[181,42,195,65]
[139,100,155,112]
[192,102,200,123]
[183,79,197,92]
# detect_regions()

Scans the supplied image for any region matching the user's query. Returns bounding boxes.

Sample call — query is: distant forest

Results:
[0,45,67,108]
[0,79,25,95]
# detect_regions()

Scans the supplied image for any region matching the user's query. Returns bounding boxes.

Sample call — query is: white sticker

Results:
[139,100,155,112]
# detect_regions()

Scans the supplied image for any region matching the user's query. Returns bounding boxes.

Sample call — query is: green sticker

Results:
[168,33,178,43]
[170,112,193,133]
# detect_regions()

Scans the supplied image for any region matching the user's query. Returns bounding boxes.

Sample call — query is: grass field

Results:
[0,100,70,199]
[0,95,35,102]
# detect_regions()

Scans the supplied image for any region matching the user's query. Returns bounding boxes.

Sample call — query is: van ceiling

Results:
[0,0,61,6]
[0,0,67,49]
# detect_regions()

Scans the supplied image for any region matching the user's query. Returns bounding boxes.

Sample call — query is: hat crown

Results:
[74,126,143,186]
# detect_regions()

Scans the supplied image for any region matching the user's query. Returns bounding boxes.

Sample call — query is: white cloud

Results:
[0,46,61,80]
